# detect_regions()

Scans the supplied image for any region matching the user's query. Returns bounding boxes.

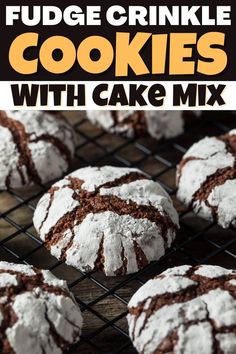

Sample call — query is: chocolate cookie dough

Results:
[127,264,236,354]
[0,110,75,189]
[0,261,83,354]
[177,129,236,228]
[33,166,179,276]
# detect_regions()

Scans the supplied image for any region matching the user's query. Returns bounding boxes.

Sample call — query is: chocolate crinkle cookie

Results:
[86,110,202,140]
[177,129,236,229]
[127,264,236,354]
[0,110,75,189]
[33,166,179,276]
[87,110,185,139]
[0,261,83,354]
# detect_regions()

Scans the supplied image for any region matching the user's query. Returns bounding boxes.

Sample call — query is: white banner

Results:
[0,81,235,110]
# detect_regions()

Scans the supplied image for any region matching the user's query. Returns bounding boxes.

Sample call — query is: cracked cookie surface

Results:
[0,110,75,189]
[127,264,236,354]
[33,166,179,276]
[0,261,82,354]
[177,129,236,229]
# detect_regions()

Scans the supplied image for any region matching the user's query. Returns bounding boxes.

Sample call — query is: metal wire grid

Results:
[0,111,236,354]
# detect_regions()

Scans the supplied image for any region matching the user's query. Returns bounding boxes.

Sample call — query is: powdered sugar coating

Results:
[216,333,236,353]
[127,265,236,354]
[176,322,213,354]
[228,279,236,286]
[0,261,36,276]
[87,110,134,132]
[128,276,197,308]
[195,265,235,278]
[28,140,68,184]
[229,129,236,136]
[207,180,236,228]
[66,211,165,276]
[87,110,184,139]
[34,165,179,276]
[6,111,75,155]
[0,273,18,288]
[41,270,67,288]
[162,265,192,276]
[0,261,82,354]
[0,126,23,189]
[37,187,80,241]
[100,179,179,225]
[145,111,184,139]
[70,166,140,192]
[33,193,51,233]
[0,110,75,189]
[177,130,236,228]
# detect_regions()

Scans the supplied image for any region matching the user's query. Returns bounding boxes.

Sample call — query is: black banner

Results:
[0,0,234,81]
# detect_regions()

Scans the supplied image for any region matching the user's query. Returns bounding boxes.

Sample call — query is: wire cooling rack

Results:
[0,111,236,354]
